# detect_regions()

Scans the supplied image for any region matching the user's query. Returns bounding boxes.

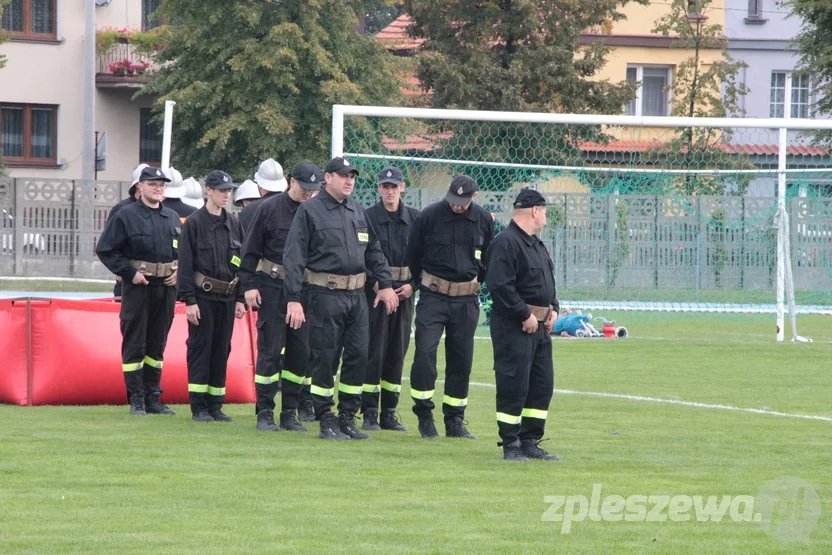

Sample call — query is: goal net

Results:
[333,106,832,341]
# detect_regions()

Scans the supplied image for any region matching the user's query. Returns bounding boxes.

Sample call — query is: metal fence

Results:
[1,178,831,296]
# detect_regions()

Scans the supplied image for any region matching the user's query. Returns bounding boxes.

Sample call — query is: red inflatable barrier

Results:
[2,297,256,406]
[0,300,29,405]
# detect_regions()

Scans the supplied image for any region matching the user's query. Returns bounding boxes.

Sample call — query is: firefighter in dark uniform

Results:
[177,170,247,423]
[240,162,323,432]
[283,157,399,441]
[406,175,494,440]
[484,189,560,462]
[360,166,418,432]
[109,163,148,300]
[96,166,180,416]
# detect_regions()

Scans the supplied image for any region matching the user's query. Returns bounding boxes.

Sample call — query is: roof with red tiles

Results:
[375,15,424,51]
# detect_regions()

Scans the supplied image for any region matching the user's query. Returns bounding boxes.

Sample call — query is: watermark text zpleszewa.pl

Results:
[542,477,820,543]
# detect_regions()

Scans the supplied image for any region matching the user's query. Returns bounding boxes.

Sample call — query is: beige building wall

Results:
[607,0,726,35]
[1,1,152,181]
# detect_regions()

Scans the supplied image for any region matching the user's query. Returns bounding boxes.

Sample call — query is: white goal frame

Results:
[332,105,832,342]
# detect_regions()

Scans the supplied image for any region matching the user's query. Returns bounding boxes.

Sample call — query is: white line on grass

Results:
[404,377,832,423]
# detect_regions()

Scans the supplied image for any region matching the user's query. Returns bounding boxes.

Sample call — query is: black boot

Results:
[129,393,146,416]
[417,414,440,439]
[146,393,176,415]
[361,408,381,431]
[280,409,308,431]
[445,417,476,439]
[338,412,370,440]
[319,412,350,440]
[209,408,233,423]
[192,410,214,423]
[500,440,530,462]
[298,400,315,422]
[521,439,560,461]
[256,409,280,431]
[380,409,407,431]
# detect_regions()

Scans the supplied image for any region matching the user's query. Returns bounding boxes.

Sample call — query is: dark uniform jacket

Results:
[177,207,245,306]
[239,191,300,291]
[282,189,393,303]
[407,200,494,286]
[163,198,198,222]
[96,200,180,284]
[364,200,420,292]
[484,220,559,322]
[239,192,278,234]
[108,196,136,220]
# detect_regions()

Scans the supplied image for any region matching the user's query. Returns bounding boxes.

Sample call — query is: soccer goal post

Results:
[332,105,832,342]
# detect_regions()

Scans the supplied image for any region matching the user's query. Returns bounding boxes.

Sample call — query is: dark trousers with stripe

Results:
[187,297,235,414]
[254,277,310,413]
[490,312,554,445]
[120,281,176,400]
[307,288,368,418]
[409,291,479,421]
[361,291,414,412]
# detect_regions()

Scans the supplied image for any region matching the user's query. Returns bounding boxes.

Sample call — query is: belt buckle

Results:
[429,280,439,292]
[326,276,338,290]
[201,280,213,292]
[269,265,278,279]
[138,262,148,275]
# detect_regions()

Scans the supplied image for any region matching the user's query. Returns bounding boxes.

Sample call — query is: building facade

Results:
[1,0,162,180]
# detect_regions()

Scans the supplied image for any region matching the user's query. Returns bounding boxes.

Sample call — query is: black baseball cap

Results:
[292,162,323,191]
[446,175,477,205]
[204,170,235,190]
[324,157,360,177]
[378,166,404,186]
[138,166,171,184]
[513,188,550,209]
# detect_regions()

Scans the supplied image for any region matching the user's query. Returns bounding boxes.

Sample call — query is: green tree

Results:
[792,0,832,143]
[143,0,402,178]
[649,0,752,195]
[402,0,641,191]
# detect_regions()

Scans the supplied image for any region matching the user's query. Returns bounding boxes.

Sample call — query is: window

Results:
[139,108,162,165]
[770,72,811,119]
[0,104,57,164]
[748,0,762,18]
[142,0,162,31]
[626,66,671,117]
[1,0,56,38]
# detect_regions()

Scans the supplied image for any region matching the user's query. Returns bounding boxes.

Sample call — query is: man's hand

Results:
[522,313,538,334]
[164,270,177,287]
[373,282,379,294]
[132,272,149,285]
[395,284,414,300]
[245,289,262,310]
[235,302,246,319]
[374,288,399,314]
[544,310,557,334]
[186,303,200,326]
[286,301,305,329]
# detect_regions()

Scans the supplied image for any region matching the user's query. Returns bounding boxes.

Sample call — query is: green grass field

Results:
[1,314,830,553]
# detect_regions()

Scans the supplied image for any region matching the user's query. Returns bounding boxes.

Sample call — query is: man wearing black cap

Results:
[283,156,399,441]
[108,163,148,300]
[360,166,419,432]
[406,174,494,440]
[177,170,247,423]
[484,188,560,462]
[240,162,324,432]
[96,166,181,416]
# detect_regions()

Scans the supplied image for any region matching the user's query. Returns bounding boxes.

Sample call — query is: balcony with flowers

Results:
[95,27,165,88]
